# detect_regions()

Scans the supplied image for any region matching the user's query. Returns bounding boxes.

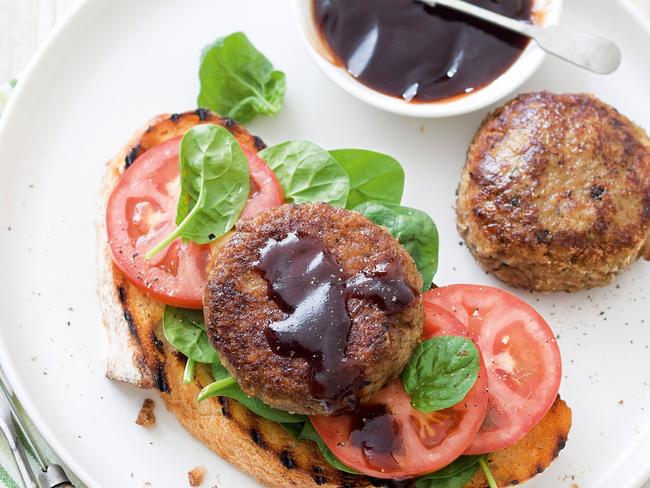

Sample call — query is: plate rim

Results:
[0,2,102,485]
[0,0,649,486]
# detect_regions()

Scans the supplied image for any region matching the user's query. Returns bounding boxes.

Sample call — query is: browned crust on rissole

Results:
[204,202,424,416]
[99,110,572,487]
[457,91,650,292]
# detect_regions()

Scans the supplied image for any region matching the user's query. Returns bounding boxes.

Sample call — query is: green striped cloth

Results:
[0,399,84,488]
[0,79,84,488]
[0,403,83,488]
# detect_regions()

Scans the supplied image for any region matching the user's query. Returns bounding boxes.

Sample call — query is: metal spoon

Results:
[418,0,622,74]
[0,393,39,487]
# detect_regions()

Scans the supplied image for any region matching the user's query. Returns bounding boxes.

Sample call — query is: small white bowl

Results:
[291,0,562,118]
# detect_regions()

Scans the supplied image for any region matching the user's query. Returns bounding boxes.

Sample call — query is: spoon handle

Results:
[422,0,531,34]
[528,24,621,74]
[419,0,621,74]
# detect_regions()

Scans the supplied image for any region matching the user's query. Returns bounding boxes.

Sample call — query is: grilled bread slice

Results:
[96,110,572,487]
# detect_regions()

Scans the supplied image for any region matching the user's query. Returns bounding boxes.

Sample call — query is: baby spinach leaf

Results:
[259,141,349,207]
[163,307,217,364]
[330,149,404,209]
[354,201,438,290]
[183,358,197,384]
[211,357,231,381]
[299,422,359,474]
[417,455,481,482]
[479,457,498,488]
[198,32,285,123]
[415,456,481,488]
[281,422,306,438]
[198,375,306,424]
[401,336,480,413]
[146,124,250,258]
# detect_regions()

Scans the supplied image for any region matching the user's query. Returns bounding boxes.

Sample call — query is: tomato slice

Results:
[423,285,562,454]
[106,136,283,308]
[310,307,488,479]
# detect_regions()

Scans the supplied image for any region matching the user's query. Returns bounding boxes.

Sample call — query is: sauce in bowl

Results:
[313,0,533,103]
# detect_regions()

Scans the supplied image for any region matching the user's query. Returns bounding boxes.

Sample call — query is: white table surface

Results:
[1,0,649,487]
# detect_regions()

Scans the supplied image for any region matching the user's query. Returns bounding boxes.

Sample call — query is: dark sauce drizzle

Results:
[256,232,416,411]
[313,0,532,102]
[349,404,404,472]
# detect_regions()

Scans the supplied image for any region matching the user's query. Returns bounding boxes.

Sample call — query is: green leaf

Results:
[198,375,306,424]
[163,307,217,364]
[330,149,404,209]
[401,337,480,413]
[146,124,250,258]
[259,141,350,207]
[299,422,359,474]
[354,201,438,290]
[183,358,197,384]
[211,357,231,381]
[415,456,481,488]
[198,32,285,123]
[479,457,498,488]
[281,422,305,438]
[419,455,481,480]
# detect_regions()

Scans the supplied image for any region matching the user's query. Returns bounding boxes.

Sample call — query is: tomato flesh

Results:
[423,285,562,454]
[106,136,283,308]
[310,304,488,479]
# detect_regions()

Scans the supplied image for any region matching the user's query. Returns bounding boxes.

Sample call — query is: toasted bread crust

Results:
[97,110,571,487]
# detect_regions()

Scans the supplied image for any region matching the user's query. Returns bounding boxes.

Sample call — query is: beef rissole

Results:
[204,203,424,416]
[457,92,650,292]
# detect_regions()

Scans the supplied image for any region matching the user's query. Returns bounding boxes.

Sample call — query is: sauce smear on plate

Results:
[313,0,533,102]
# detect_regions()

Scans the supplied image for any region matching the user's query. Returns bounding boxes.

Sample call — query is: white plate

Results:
[0,0,649,487]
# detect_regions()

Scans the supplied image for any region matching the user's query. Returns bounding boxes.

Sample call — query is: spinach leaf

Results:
[354,201,438,290]
[281,422,305,438]
[211,358,231,381]
[198,375,306,424]
[479,457,498,488]
[299,421,359,474]
[198,32,285,123]
[183,358,197,384]
[415,456,481,488]
[146,124,250,258]
[330,149,404,209]
[259,141,349,207]
[163,307,217,364]
[401,336,479,413]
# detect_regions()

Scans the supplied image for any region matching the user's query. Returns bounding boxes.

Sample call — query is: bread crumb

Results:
[135,398,156,427]
[618,399,624,405]
[188,466,205,487]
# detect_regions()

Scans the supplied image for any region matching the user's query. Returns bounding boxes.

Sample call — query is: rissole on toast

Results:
[96,110,572,487]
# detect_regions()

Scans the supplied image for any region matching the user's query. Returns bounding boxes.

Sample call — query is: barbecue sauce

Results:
[256,232,416,410]
[349,404,404,471]
[313,0,533,102]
